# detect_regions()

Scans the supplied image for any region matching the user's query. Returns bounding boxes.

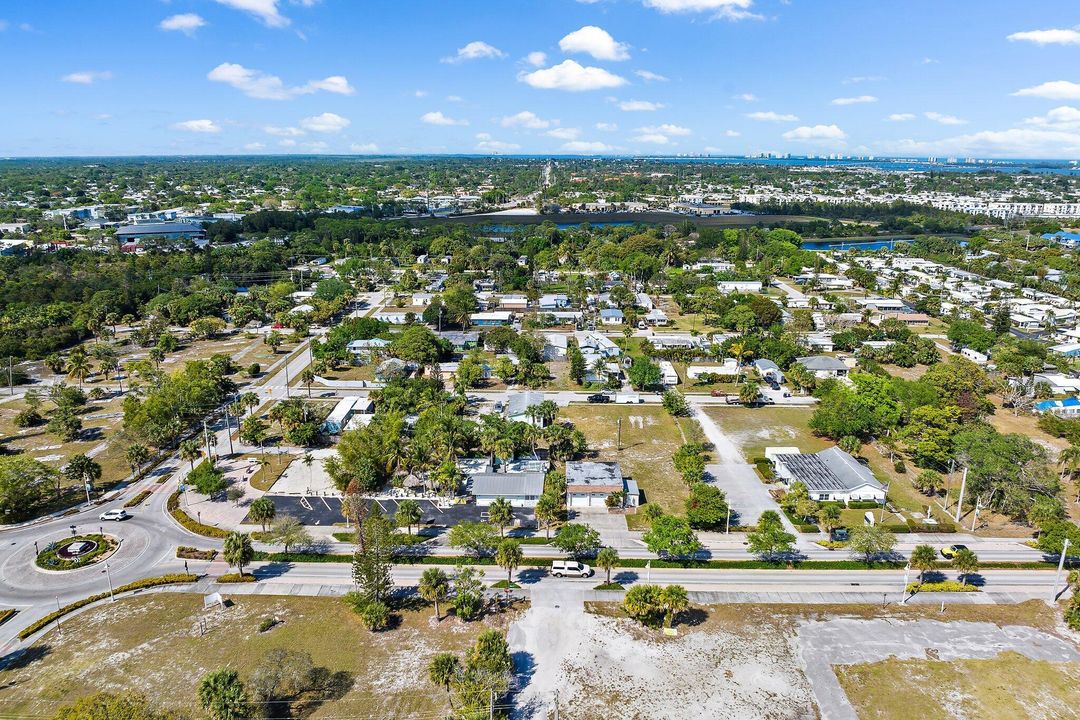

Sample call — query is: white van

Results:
[550,560,594,578]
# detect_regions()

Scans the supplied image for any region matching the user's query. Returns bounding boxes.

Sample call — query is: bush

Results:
[1065,596,1080,631]
[123,490,152,508]
[905,520,957,533]
[359,601,390,630]
[594,582,624,591]
[893,459,907,473]
[177,546,217,560]
[846,500,881,510]
[258,617,278,632]
[18,574,197,639]
[216,573,256,583]
[752,458,775,481]
[247,363,261,378]
[13,409,43,428]
[167,491,229,538]
[36,534,116,571]
[905,580,979,593]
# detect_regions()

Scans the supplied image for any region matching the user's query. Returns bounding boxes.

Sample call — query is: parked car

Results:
[586,393,612,403]
[550,560,593,578]
[99,509,130,522]
[940,544,968,559]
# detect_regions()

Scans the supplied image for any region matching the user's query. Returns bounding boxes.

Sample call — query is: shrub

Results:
[846,500,881,510]
[177,546,217,561]
[216,573,256,584]
[360,601,391,630]
[893,459,907,473]
[13,409,43,428]
[0,609,16,627]
[247,363,261,378]
[905,580,979,593]
[36,534,115,571]
[905,520,957,533]
[594,582,624,591]
[18,574,197,639]
[1065,596,1080,631]
[123,490,152,508]
[752,458,775,481]
[258,617,278,632]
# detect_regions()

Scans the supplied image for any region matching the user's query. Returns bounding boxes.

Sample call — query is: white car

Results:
[550,560,593,578]
[99,509,130,521]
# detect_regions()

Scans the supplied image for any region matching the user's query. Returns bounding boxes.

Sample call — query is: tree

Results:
[265,330,284,354]
[909,544,938,585]
[847,524,896,565]
[428,652,461,709]
[249,496,276,531]
[352,509,394,605]
[746,510,796,561]
[65,352,92,387]
[395,498,423,535]
[268,515,311,556]
[179,439,202,471]
[661,389,690,417]
[125,443,150,479]
[448,520,500,557]
[596,546,619,585]
[487,496,514,537]
[48,406,83,442]
[627,357,661,390]
[189,460,227,498]
[642,515,701,558]
[495,539,523,587]
[684,482,729,530]
[52,691,183,720]
[64,454,101,496]
[222,532,254,576]
[659,585,689,628]
[198,669,248,720]
[952,547,979,585]
[240,416,268,449]
[534,493,561,539]
[623,584,665,627]
[0,456,56,523]
[912,470,944,496]
[452,564,486,620]
[1028,494,1065,535]
[419,567,451,620]
[817,503,841,535]
[552,522,602,558]
[739,381,761,406]
[300,367,316,397]
[1036,520,1080,557]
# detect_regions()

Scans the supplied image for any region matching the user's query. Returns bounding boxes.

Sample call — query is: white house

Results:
[599,308,625,325]
[960,347,989,365]
[658,360,679,386]
[565,461,639,509]
[471,472,545,508]
[767,446,886,503]
[717,280,763,294]
[795,355,849,379]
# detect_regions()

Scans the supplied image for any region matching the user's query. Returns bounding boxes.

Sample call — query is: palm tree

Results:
[396,498,423,535]
[179,439,202,472]
[535,494,560,539]
[909,544,938,585]
[597,546,619,585]
[488,496,514,537]
[269,516,311,557]
[249,497,276,531]
[659,584,689,628]
[125,443,150,479]
[419,567,450,620]
[428,653,460,709]
[952,547,979,586]
[240,392,260,417]
[65,454,102,496]
[222,531,253,577]
[1059,444,1080,482]
[495,539,523,587]
[65,352,92,387]
[198,668,248,720]
[300,367,316,398]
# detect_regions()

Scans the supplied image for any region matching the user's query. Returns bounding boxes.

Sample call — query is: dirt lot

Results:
[562,404,705,528]
[0,593,517,719]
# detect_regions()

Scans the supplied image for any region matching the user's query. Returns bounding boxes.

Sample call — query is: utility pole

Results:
[954,467,967,523]
[902,564,910,604]
[223,404,234,456]
[1053,538,1071,601]
[7,356,12,396]
[104,561,115,602]
[202,420,213,461]
[616,418,622,451]
[878,482,890,524]
[489,689,495,720]
[284,360,292,399]
[726,506,731,535]
[554,690,560,720]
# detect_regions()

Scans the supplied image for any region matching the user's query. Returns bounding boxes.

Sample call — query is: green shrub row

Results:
[846,501,881,510]
[0,609,16,627]
[751,458,775,481]
[177,546,217,561]
[167,491,229,538]
[123,490,152,508]
[906,580,979,593]
[216,573,257,583]
[18,574,198,639]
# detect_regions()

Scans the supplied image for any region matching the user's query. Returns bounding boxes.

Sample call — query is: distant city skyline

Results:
[2,0,1080,158]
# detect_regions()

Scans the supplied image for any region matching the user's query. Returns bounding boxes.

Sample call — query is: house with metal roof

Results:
[599,308,625,325]
[565,461,639,509]
[116,222,207,243]
[752,359,784,383]
[1035,396,1080,418]
[795,355,849,379]
[766,447,885,503]
[505,391,547,426]
[471,472,546,507]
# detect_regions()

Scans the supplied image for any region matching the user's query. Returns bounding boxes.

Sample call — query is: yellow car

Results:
[940,544,968,559]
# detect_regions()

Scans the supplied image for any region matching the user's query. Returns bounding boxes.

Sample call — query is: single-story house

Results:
[1035,396,1080,418]
[767,446,886,503]
[1034,373,1080,395]
[1049,342,1080,358]
[565,461,639,508]
[599,308,625,326]
[960,347,989,365]
[438,361,492,384]
[687,360,739,379]
[658,360,679,386]
[872,311,930,328]
[505,391,547,426]
[322,397,359,434]
[795,355,849,379]
[644,308,669,326]
[539,294,570,310]
[470,311,513,327]
[717,280,762,294]
[346,337,392,359]
[753,359,784,383]
[438,331,480,351]
[471,472,546,508]
[802,333,835,353]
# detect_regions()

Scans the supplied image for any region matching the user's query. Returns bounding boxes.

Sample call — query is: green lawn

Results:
[0,593,516,719]
[562,404,703,528]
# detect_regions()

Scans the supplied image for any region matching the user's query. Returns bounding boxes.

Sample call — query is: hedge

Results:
[18,574,198,640]
[0,609,16,627]
[846,501,881,510]
[123,490,152,508]
[905,580,979,593]
[751,458,775,481]
[177,546,217,561]
[167,491,229,538]
[216,573,257,583]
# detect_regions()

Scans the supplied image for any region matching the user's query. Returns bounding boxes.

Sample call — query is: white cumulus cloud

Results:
[1024,105,1080,130]
[746,110,798,122]
[1012,80,1080,100]
[561,140,615,153]
[636,69,669,82]
[159,13,206,35]
[476,136,521,152]
[299,112,350,133]
[559,26,630,61]
[208,63,354,100]
[214,0,290,28]
[244,142,266,150]
[887,113,916,121]
[618,99,664,111]
[525,51,548,67]
[421,111,468,126]
[723,129,741,137]
[733,93,758,102]
[172,119,221,133]
[831,95,877,106]
[782,124,846,141]
[642,0,760,20]
[632,133,670,144]
[1007,28,1080,46]
[596,122,619,131]
[442,41,506,63]
[61,70,112,84]
[350,143,379,153]
[925,111,967,125]
[501,111,552,129]
[546,127,581,140]
[638,123,691,136]
[519,60,627,92]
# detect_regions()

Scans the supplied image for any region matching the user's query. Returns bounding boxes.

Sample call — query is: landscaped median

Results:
[35,534,117,571]
[123,489,153,508]
[905,580,980,593]
[0,609,17,627]
[167,490,229,538]
[17,573,199,640]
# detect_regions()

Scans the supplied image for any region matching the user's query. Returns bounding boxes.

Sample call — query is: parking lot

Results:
[253,495,534,529]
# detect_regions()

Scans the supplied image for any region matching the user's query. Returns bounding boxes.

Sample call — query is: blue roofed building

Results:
[1035,396,1080,418]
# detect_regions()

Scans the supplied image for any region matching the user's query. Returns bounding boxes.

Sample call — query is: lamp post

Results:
[104,561,115,602]
[902,564,911,604]
[1052,538,1072,602]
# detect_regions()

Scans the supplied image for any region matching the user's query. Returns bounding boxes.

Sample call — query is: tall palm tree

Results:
[1060,444,1080,482]
[179,439,202,471]
[65,353,92,388]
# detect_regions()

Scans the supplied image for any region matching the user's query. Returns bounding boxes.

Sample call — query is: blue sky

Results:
[2,0,1080,158]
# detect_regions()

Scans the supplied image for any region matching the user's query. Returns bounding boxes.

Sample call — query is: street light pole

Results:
[1052,538,1071,602]
[902,564,910,604]
[104,561,115,602]
[954,467,968,523]
[726,506,731,535]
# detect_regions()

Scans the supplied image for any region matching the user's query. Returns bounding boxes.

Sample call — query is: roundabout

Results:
[35,534,118,571]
